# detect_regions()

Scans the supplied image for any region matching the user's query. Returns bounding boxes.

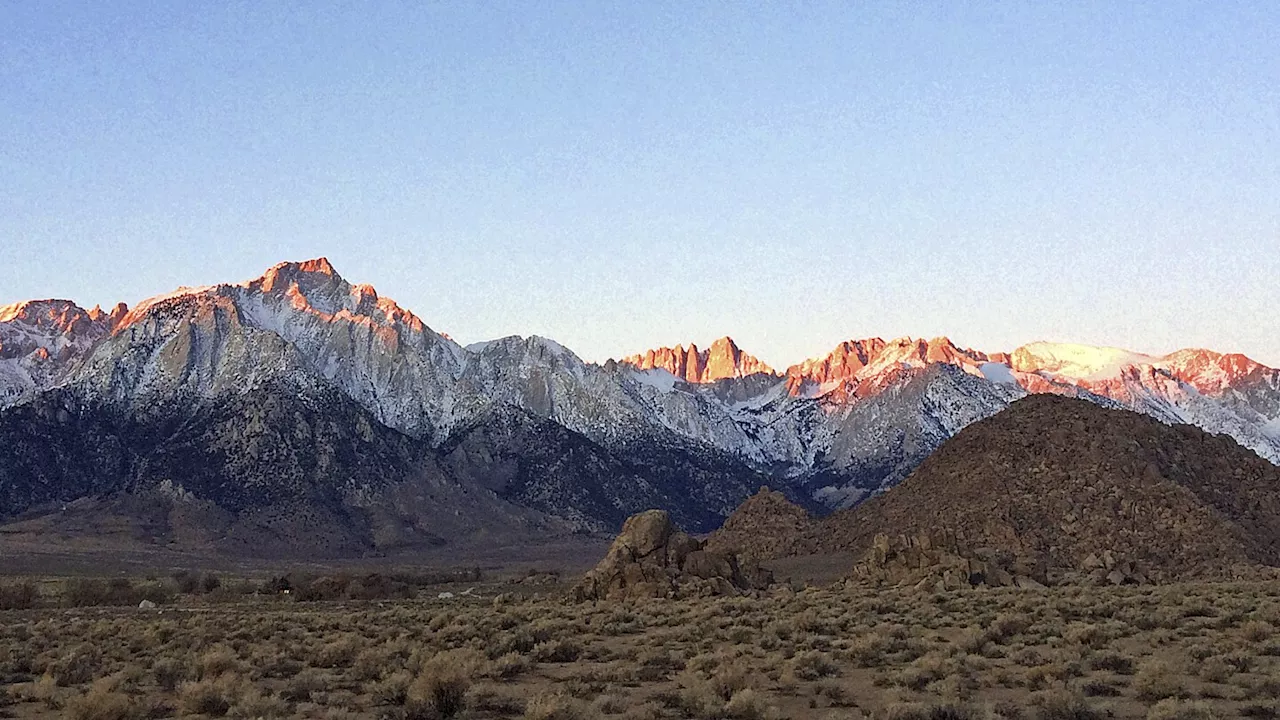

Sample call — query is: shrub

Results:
[404,649,486,719]
[1134,660,1187,701]
[370,670,412,705]
[10,674,59,709]
[62,578,113,607]
[49,643,102,686]
[229,688,291,719]
[61,577,171,607]
[172,571,201,594]
[314,635,360,668]
[179,674,243,717]
[1241,620,1275,642]
[348,573,412,601]
[788,650,838,680]
[709,659,755,702]
[63,687,138,720]
[282,668,325,701]
[197,647,242,680]
[0,580,38,610]
[847,633,890,667]
[1146,699,1217,720]
[1032,690,1105,720]
[524,690,586,720]
[493,652,530,679]
[467,683,526,715]
[352,647,391,681]
[725,688,771,720]
[531,639,581,663]
[202,573,222,594]
[1081,680,1122,697]
[152,657,190,691]
[878,702,983,720]
[295,576,348,602]
[1087,651,1134,675]
[620,702,665,720]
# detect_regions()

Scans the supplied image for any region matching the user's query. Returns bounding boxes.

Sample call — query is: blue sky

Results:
[2,2,1278,367]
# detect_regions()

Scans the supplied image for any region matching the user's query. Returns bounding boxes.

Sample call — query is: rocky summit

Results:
[571,510,772,601]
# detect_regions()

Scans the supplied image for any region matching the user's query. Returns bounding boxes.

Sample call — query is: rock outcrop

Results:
[705,487,814,561]
[621,337,775,383]
[850,532,1048,591]
[572,510,772,601]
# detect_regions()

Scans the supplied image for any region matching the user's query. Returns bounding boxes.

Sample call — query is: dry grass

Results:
[1,575,1279,718]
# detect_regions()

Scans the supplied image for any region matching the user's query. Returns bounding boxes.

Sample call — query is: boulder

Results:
[619,510,673,557]
[572,509,772,601]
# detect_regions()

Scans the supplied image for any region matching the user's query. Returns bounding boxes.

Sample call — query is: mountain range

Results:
[1,258,1277,555]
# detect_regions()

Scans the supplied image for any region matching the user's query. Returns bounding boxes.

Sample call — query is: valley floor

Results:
[3,577,1279,719]
[0,535,611,578]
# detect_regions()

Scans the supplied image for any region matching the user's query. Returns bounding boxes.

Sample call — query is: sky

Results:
[2,2,1278,368]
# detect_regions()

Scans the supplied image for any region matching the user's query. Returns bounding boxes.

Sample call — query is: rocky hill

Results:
[704,487,814,561]
[711,395,1280,583]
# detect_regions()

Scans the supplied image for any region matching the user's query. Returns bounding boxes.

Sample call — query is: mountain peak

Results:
[248,258,357,318]
[0,299,122,336]
[0,299,81,325]
[1157,348,1270,392]
[1010,342,1157,380]
[782,336,995,396]
[620,337,775,383]
[285,257,338,276]
[86,302,130,327]
[259,257,345,290]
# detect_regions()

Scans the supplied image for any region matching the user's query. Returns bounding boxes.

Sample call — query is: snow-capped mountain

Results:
[612,334,1280,504]
[1,258,1277,536]
[1006,342,1280,462]
[0,299,125,406]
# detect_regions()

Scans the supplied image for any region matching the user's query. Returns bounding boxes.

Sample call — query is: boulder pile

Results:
[571,509,772,601]
[850,531,1049,591]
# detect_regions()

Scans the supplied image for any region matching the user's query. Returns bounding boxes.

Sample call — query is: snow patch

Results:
[1015,342,1157,381]
[630,368,679,393]
[813,484,870,510]
[1264,416,1280,441]
[979,362,1017,385]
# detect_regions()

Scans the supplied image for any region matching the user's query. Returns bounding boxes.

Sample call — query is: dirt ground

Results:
[3,570,1279,720]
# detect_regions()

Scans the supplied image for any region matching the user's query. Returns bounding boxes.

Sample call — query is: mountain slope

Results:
[0,385,566,555]
[0,384,778,556]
